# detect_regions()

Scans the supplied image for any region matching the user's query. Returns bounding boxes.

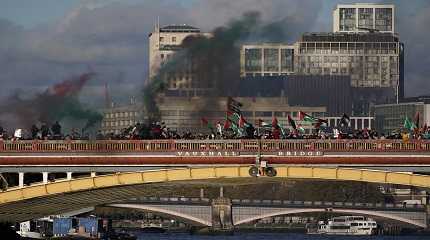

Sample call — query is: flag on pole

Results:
[223,119,231,130]
[239,115,246,128]
[414,112,420,129]
[339,113,351,127]
[299,111,317,123]
[201,117,214,131]
[227,97,243,114]
[297,124,305,134]
[272,116,279,129]
[404,117,416,131]
[287,115,297,130]
[258,119,271,128]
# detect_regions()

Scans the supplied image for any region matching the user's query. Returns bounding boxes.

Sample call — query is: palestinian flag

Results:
[201,117,214,131]
[297,124,305,134]
[272,116,279,129]
[414,112,420,129]
[227,97,243,114]
[223,119,231,130]
[299,111,317,123]
[239,115,246,128]
[287,115,297,130]
[404,117,417,131]
[258,119,271,128]
[340,113,350,127]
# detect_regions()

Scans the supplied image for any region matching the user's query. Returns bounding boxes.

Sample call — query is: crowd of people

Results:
[0,120,429,141]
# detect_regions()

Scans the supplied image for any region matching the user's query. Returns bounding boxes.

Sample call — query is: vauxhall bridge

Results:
[0,139,430,228]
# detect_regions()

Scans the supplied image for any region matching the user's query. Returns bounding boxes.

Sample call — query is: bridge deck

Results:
[0,140,429,166]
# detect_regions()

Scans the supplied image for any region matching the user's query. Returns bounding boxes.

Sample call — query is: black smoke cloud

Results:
[143,10,316,119]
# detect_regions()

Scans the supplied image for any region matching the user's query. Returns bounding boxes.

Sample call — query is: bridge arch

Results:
[0,166,429,222]
[233,208,427,228]
[107,203,212,226]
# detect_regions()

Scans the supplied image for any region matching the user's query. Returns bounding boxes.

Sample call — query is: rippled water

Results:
[134,232,428,240]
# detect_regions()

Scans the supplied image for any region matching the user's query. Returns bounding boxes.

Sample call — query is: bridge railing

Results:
[0,139,429,153]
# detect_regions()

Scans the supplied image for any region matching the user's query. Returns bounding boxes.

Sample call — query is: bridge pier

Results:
[18,172,24,188]
[211,197,233,231]
[42,172,48,184]
[66,172,73,180]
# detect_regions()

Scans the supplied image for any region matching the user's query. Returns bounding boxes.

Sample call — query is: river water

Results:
[134,232,428,240]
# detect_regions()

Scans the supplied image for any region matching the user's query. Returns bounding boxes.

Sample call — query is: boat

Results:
[140,223,166,233]
[17,217,53,239]
[311,216,377,235]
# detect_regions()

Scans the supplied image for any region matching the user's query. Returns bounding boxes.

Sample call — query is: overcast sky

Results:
[0,0,429,103]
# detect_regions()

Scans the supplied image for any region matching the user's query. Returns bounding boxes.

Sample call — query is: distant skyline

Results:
[0,0,429,101]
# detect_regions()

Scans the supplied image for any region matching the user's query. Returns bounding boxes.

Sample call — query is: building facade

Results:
[240,32,404,115]
[148,24,211,97]
[100,104,144,135]
[158,96,326,133]
[333,3,395,33]
[374,98,430,134]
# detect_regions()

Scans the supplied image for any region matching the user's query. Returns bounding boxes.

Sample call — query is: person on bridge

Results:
[51,121,62,140]
[30,124,39,140]
[0,125,4,140]
[40,123,50,139]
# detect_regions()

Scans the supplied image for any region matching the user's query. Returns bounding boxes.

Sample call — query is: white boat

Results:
[17,217,53,239]
[315,216,377,235]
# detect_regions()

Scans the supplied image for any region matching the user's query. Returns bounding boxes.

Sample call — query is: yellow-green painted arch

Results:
[1,166,430,205]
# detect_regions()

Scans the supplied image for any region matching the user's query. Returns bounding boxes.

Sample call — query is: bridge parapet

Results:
[1,139,430,153]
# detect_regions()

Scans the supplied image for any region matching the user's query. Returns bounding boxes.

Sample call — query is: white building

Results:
[148,24,211,95]
[333,3,395,33]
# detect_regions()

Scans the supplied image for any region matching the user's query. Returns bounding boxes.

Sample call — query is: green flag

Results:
[404,117,416,131]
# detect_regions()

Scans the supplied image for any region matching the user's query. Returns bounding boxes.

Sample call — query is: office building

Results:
[374,97,430,134]
[238,75,351,116]
[241,32,403,115]
[333,3,395,33]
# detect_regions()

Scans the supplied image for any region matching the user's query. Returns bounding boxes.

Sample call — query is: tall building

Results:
[148,24,211,96]
[240,43,295,77]
[240,32,404,115]
[333,3,395,33]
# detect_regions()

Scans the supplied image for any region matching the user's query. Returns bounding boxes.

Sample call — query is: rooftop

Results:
[160,24,200,33]
[300,32,399,42]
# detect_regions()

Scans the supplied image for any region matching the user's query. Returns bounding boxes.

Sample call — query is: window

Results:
[172,36,176,42]
[161,54,164,59]
[159,36,164,42]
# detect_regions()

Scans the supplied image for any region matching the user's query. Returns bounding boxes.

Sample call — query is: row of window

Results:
[159,36,176,42]
[102,120,136,128]
[104,111,139,119]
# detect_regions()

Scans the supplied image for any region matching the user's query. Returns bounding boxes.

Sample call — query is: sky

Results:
[0,0,429,103]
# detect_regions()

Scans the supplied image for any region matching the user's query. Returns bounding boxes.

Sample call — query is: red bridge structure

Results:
[0,139,429,166]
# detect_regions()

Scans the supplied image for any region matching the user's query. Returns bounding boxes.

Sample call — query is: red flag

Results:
[239,115,246,128]
[298,111,305,120]
[223,119,231,130]
[287,115,297,130]
[414,112,420,128]
[272,116,278,128]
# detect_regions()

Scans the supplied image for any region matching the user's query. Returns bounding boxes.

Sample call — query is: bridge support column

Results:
[18,172,24,188]
[426,203,430,230]
[66,172,73,180]
[90,172,96,178]
[211,197,233,232]
[42,172,48,184]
